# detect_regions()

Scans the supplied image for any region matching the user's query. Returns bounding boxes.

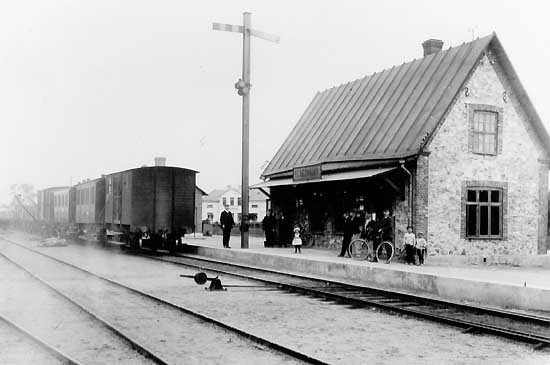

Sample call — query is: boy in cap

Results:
[415,232,427,265]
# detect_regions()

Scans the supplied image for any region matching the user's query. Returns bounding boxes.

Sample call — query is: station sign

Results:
[293,164,322,182]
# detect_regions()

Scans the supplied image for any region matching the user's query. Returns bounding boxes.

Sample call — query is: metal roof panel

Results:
[262,34,549,177]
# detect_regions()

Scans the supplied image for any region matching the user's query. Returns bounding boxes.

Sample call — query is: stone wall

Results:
[426,54,547,256]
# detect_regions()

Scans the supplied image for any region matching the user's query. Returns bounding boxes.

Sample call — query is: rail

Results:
[140,251,550,350]
[0,236,329,365]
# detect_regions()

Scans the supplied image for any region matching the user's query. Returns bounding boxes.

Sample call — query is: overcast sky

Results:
[1,0,549,204]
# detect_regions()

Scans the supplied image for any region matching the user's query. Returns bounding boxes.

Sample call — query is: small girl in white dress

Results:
[292,226,302,254]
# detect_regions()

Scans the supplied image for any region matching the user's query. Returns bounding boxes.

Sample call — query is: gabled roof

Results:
[203,189,228,202]
[262,33,550,178]
[196,186,208,196]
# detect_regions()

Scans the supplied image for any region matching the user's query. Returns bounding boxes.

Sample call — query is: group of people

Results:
[221,204,428,263]
[339,209,394,259]
[219,205,298,250]
[403,226,427,265]
[262,209,303,253]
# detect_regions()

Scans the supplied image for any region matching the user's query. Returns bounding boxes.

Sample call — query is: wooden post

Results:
[212,13,278,249]
[241,12,251,249]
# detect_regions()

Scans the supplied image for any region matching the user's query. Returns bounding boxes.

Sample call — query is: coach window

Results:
[466,188,503,239]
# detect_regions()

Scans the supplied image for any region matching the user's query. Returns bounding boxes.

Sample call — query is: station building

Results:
[257,33,550,256]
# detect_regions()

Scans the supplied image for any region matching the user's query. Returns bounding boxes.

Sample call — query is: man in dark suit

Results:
[262,209,276,247]
[219,204,234,248]
[378,209,394,243]
[339,211,357,257]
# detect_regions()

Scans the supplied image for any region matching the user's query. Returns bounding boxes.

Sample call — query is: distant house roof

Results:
[196,186,208,196]
[262,33,550,178]
[203,187,268,202]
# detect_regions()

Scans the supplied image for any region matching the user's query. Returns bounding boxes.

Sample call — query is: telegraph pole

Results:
[213,12,279,249]
[14,194,37,222]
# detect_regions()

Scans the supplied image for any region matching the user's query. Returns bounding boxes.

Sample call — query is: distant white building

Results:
[202,186,268,223]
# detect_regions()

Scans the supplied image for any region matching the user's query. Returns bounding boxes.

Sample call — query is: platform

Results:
[182,235,550,313]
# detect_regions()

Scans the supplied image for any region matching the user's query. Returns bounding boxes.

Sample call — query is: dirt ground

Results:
[0,237,305,365]
[0,253,158,364]
[0,320,65,365]
[3,231,550,364]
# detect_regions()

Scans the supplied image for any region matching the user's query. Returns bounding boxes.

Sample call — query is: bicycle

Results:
[348,233,395,264]
[300,230,315,246]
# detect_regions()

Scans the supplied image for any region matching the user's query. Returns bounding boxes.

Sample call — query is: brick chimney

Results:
[154,157,166,167]
[422,39,444,57]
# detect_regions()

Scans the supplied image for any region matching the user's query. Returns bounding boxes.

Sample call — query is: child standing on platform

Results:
[292,226,302,254]
[415,232,427,265]
[403,226,416,265]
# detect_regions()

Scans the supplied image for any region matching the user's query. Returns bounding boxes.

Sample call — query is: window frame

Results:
[461,181,508,241]
[465,187,503,239]
[468,104,503,156]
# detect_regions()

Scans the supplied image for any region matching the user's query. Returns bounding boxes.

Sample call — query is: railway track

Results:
[0,236,328,365]
[0,248,171,365]
[0,313,81,365]
[138,250,550,350]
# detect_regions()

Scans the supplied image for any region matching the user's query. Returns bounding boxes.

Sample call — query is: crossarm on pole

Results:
[212,23,244,33]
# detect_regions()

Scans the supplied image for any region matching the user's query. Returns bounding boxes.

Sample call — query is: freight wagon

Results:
[104,166,197,235]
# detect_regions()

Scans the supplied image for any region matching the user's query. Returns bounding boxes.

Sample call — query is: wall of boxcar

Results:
[95,179,106,224]
[104,176,114,225]
[131,168,154,230]
[194,188,203,233]
[173,169,196,233]
[121,171,133,226]
[152,168,171,231]
[129,167,196,233]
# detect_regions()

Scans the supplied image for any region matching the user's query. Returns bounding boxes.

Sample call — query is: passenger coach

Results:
[74,178,106,231]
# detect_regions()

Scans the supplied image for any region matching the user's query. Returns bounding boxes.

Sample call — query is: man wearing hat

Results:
[219,204,234,248]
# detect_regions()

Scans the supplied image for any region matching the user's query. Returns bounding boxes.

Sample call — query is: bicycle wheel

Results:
[376,241,394,264]
[349,239,366,259]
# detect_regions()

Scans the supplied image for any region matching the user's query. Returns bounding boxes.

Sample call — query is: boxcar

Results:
[37,187,70,224]
[53,187,75,224]
[104,166,197,234]
[74,178,106,231]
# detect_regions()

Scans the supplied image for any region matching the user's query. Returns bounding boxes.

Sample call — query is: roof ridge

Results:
[316,34,494,95]
[262,33,501,178]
